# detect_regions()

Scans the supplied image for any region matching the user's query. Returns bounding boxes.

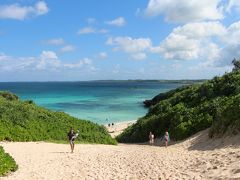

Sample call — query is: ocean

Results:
[0,81,185,124]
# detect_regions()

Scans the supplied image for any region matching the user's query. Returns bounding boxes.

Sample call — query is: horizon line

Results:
[0,79,208,83]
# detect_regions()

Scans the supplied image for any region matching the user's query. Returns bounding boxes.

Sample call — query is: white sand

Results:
[105,120,136,138]
[1,129,240,180]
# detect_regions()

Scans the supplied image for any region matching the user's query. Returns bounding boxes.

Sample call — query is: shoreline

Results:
[105,120,137,138]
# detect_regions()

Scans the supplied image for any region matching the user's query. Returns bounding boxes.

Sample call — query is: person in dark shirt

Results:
[67,127,75,153]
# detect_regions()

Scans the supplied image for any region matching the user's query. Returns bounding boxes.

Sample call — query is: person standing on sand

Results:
[67,127,75,153]
[149,132,154,145]
[164,131,170,147]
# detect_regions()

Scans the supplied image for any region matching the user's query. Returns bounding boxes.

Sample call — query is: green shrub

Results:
[0,146,18,176]
[0,91,19,101]
[209,94,240,137]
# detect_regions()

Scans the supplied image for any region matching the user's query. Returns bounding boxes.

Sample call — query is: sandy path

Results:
[106,120,136,138]
[0,130,240,180]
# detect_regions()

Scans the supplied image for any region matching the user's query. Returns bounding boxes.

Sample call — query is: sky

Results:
[0,0,240,81]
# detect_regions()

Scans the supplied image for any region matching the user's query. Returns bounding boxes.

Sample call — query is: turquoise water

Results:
[0,81,185,124]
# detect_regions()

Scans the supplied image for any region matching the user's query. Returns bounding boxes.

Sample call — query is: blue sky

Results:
[0,0,240,81]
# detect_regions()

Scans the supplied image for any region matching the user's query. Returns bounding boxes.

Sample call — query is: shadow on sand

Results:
[124,129,240,151]
[121,138,172,148]
[187,129,240,151]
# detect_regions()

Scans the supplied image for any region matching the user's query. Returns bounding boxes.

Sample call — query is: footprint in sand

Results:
[232,169,240,174]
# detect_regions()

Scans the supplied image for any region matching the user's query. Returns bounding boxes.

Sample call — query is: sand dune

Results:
[0,129,240,180]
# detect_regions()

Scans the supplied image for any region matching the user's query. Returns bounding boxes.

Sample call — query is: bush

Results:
[0,91,19,101]
[0,146,18,176]
[209,94,240,137]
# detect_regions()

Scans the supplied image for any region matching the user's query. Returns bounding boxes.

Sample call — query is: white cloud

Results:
[0,51,96,72]
[105,20,239,66]
[150,20,240,68]
[171,22,226,38]
[64,58,92,69]
[40,51,58,59]
[218,44,240,66]
[156,34,201,60]
[37,51,60,70]
[217,21,240,66]
[35,1,48,15]
[46,38,64,45]
[131,53,147,60]
[107,36,152,53]
[107,36,151,60]
[77,27,108,35]
[78,27,95,35]
[198,21,240,67]
[152,22,226,60]
[105,17,126,26]
[0,1,49,20]
[60,45,75,53]
[0,53,35,71]
[99,52,108,59]
[37,52,94,70]
[145,0,223,23]
[45,39,76,53]
[0,53,8,61]
[222,21,240,45]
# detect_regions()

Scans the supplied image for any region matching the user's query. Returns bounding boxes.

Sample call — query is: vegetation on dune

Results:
[117,59,240,143]
[0,91,116,145]
[209,94,240,137]
[0,146,18,176]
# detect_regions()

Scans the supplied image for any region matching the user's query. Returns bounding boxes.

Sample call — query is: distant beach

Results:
[105,120,136,137]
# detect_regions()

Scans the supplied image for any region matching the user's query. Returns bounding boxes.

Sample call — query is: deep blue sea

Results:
[0,81,185,124]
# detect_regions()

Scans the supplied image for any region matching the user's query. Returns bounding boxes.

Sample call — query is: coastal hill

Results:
[0,91,116,145]
[116,60,240,143]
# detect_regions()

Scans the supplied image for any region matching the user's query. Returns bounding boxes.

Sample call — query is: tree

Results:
[232,58,240,72]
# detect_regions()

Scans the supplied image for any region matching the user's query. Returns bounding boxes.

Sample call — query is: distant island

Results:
[89,79,206,84]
